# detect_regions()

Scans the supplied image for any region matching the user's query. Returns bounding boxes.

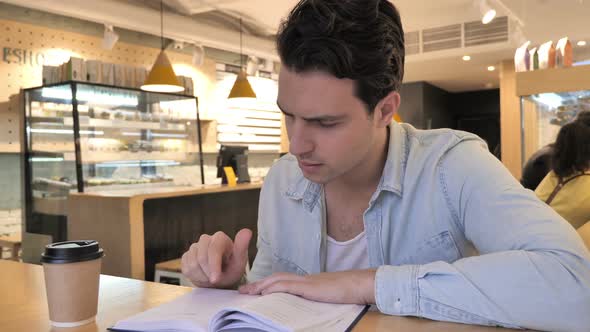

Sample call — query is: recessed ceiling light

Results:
[462,55,471,61]
[487,66,496,71]
[578,40,587,47]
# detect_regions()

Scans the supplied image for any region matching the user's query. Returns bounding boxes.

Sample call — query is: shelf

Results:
[516,64,590,96]
[83,181,178,193]
[26,80,196,99]
[30,150,196,164]
[63,118,187,131]
[29,116,67,124]
[29,150,73,157]
[63,151,191,164]
[201,150,281,155]
[31,112,203,128]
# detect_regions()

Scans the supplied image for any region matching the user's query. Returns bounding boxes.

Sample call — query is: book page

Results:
[111,288,259,332]
[212,293,365,332]
[111,288,365,332]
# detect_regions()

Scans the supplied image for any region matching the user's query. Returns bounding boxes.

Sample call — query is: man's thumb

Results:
[232,228,252,261]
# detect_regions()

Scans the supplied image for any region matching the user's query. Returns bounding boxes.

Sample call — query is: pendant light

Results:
[228,18,257,99]
[141,0,184,93]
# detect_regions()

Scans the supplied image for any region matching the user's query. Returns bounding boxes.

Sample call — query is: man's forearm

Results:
[375,250,590,331]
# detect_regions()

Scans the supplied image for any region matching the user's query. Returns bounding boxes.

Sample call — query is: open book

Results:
[110,288,368,332]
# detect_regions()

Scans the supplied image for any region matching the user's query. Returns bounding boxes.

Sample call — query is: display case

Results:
[23,81,205,242]
[516,64,590,168]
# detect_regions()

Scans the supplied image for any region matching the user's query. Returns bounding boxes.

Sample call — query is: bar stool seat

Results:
[0,233,22,261]
[154,258,193,287]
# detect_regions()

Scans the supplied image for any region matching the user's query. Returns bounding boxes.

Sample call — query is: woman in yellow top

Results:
[535,111,590,229]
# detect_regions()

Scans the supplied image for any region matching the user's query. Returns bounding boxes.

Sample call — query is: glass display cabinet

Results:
[23,81,204,242]
[516,64,590,169]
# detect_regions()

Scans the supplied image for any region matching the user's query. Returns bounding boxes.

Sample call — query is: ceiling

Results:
[148,0,590,92]
[5,0,590,92]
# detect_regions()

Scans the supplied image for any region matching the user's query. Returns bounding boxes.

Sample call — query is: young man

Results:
[181,0,590,330]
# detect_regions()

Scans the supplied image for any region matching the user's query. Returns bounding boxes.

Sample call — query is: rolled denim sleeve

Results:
[376,140,590,331]
[375,265,418,315]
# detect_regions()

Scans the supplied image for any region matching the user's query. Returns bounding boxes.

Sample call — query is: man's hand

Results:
[238,269,377,304]
[181,228,252,289]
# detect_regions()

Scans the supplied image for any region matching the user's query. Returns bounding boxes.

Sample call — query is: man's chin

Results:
[300,172,330,185]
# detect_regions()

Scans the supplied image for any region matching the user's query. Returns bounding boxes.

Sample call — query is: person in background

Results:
[181,1,590,331]
[521,144,553,190]
[535,111,590,229]
[518,110,589,191]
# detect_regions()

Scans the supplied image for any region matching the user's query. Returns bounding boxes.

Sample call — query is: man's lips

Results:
[299,160,323,167]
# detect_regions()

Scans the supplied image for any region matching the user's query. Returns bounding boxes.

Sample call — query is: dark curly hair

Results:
[576,110,590,123]
[276,0,405,114]
[551,111,590,179]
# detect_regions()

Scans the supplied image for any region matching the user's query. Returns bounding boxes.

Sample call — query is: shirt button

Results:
[394,299,401,311]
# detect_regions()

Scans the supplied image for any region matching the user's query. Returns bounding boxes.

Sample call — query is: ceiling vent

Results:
[405,16,509,56]
[464,16,509,47]
[405,31,420,55]
[423,24,462,53]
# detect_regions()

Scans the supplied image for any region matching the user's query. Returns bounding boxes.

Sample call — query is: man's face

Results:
[277,67,382,184]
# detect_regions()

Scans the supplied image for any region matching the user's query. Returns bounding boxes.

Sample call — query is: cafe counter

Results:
[68,183,262,281]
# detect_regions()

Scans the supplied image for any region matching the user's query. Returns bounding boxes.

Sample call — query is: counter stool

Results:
[0,233,22,261]
[154,258,194,287]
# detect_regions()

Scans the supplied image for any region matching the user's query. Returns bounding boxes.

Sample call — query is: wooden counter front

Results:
[68,183,262,280]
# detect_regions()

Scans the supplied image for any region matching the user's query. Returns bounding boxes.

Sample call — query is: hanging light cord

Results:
[239,17,243,69]
[160,0,164,50]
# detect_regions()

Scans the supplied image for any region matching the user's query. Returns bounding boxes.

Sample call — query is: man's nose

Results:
[288,122,314,157]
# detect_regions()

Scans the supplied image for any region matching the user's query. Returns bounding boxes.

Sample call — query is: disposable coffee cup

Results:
[41,240,104,328]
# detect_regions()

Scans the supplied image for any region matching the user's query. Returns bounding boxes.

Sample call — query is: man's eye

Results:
[318,122,337,128]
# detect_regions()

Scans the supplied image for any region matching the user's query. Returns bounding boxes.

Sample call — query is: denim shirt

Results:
[248,121,590,331]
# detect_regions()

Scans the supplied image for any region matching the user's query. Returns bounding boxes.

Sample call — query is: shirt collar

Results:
[379,121,407,196]
[285,175,322,212]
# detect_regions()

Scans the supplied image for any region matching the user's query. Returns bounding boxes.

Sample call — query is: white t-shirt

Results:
[325,231,370,272]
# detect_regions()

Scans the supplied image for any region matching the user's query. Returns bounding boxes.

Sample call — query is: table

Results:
[0,260,517,332]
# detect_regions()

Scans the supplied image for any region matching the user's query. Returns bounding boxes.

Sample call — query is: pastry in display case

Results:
[516,64,590,170]
[23,81,205,242]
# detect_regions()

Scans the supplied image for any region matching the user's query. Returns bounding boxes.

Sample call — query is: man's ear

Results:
[374,91,401,128]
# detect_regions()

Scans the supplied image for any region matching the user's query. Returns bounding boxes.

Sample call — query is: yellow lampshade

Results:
[141,50,184,93]
[228,70,257,99]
